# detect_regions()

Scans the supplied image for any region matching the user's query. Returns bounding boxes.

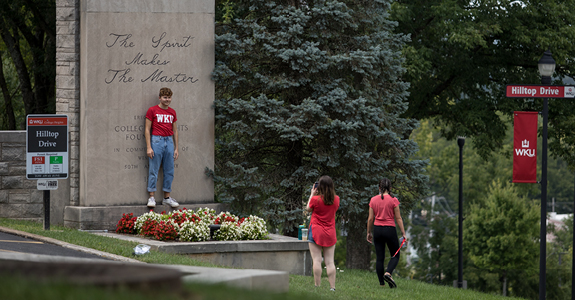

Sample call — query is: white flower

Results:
[179,219,210,242]
[239,215,268,240]
[134,211,164,233]
[213,221,242,241]
[129,207,268,242]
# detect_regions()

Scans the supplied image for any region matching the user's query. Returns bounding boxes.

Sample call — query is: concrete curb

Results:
[161,264,289,292]
[0,226,141,263]
[96,232,312,276]
[0,226,290,292]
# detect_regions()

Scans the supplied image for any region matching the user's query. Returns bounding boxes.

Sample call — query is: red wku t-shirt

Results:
[309,195,340,247]
[145,105,177,137]
[369,194,399,227]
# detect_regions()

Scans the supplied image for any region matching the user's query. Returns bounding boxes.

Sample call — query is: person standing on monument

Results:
[145,87,179,208]
[305,175,340,291]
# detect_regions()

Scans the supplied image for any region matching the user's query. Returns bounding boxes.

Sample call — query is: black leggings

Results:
[373,225,400,285]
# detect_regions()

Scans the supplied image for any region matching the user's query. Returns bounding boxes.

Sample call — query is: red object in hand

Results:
[392,238,406,258]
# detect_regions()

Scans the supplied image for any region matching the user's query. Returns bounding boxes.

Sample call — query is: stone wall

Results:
[0,131,43,222]
[54,0,81,211]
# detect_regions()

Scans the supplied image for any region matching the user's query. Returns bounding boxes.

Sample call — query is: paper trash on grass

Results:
[133,244,151,255]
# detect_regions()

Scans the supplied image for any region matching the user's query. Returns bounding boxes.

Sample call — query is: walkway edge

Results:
[0,226,141,263]
[0,226,290,292]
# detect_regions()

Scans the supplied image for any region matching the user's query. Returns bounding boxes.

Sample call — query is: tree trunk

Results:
[0,20,36,115]
[283,140,303,238]
[31,33,56,114]
[0,53,16,129]
[502,270,507,297]
[345,225,371,269]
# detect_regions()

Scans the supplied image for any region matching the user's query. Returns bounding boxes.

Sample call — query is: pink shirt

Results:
[369,194,399,227]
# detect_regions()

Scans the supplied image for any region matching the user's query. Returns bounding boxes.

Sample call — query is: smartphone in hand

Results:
[313,182,319,189]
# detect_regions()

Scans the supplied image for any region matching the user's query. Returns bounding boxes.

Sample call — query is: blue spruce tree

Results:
[212,0,427,269]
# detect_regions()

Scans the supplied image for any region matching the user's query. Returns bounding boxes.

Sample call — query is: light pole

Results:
[537,49,555,300]
[457,136,465,288]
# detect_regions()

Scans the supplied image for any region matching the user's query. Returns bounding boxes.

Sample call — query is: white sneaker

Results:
[147,197,156,208]
[162,197,179,208]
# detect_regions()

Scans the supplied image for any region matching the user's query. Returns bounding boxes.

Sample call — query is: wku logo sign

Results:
[514,140,536,157]
[512,112,538,183]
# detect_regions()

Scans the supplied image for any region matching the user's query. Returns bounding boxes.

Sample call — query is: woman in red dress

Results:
[305,175,340,291]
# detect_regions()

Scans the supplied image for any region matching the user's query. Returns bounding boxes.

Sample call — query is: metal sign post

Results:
[506,82,572,299]
[26,115,69,230]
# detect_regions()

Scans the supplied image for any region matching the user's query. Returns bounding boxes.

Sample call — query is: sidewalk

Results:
[0,226,289,292]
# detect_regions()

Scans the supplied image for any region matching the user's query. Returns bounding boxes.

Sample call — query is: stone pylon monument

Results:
[55,0,216,229]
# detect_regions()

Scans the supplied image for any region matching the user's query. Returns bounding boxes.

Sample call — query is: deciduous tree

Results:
[0,0,55,129]
[391,0,575,166]
[464,180,539,297]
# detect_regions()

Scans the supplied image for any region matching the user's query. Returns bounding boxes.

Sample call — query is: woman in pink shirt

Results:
[366,178,407,288]
[305,175,340,291]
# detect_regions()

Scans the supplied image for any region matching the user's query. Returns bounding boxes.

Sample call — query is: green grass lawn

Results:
[0,218,524,300]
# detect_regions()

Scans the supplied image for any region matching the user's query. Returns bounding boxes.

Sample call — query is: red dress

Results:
[309,195,340,247]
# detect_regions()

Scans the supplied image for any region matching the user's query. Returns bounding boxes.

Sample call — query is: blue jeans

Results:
[147,135,175,193]
[307,224,315,243]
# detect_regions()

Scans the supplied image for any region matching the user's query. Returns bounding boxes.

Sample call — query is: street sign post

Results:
[26,114,69,230]
[506,83,575,300]
[26,115,69,179]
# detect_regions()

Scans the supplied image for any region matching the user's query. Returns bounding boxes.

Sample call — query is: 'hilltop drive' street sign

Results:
[506,85,575,98]
[26,115,69,179]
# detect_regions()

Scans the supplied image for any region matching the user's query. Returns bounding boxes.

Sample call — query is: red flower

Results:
[153,221,178,241]
[116,213,137,234]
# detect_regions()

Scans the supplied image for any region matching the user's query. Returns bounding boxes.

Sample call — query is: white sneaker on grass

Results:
[162,197,179,208]
[147,197,156,208]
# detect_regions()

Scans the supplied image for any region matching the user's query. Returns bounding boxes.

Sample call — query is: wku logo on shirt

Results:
[156,114,174,123]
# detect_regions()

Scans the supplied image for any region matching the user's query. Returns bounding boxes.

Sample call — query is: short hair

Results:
[159,87,173,97]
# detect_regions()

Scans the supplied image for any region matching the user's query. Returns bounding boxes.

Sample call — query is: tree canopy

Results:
[0,0,56,129]
[391,0,575,167]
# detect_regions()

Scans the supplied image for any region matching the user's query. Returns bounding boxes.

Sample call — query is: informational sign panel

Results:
[26,115,69,179]
[506,85,575,98]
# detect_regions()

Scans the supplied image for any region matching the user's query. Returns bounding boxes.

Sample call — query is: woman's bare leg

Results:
[323,244,336,289]
[308,242,324,286]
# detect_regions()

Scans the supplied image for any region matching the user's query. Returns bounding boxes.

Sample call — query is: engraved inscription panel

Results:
[80,11,214,206]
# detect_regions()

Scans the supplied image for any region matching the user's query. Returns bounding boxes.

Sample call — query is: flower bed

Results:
[115,208,268,242]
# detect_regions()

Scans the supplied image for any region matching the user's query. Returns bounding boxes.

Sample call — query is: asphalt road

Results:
[0,231,109,260]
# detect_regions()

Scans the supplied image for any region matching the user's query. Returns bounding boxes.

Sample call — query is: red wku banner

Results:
[512,112,538,183]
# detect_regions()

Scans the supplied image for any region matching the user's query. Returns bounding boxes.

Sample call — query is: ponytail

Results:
[379,178,393,198]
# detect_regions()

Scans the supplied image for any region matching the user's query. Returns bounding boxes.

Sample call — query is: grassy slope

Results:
[0,218,523,300]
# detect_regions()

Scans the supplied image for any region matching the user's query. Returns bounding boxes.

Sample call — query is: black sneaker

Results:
[384,274,397,288]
